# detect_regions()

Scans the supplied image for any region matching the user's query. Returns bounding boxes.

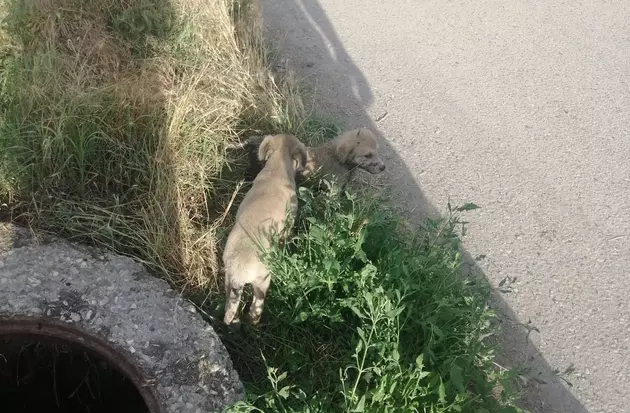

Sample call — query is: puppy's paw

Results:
[223,310,240,326]
[246,311,262,326]
[226,318,242,332]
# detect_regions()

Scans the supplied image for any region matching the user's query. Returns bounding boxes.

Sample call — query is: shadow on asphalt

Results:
[260,1,588,412]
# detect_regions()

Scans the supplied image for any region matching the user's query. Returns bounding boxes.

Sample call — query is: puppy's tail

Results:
[224,135,265,151]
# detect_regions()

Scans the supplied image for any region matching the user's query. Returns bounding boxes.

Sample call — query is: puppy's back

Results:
[223,134,304,279]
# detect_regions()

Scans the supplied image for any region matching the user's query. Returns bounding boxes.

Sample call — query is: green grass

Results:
[0,0,527,411]
[209,181,527,413]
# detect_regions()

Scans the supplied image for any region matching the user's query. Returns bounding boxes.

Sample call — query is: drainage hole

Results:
[0,338,149,413]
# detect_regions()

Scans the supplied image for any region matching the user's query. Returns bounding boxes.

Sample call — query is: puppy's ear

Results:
[258,135,275,162]
[291,142,308,171]
[337,129,361,163]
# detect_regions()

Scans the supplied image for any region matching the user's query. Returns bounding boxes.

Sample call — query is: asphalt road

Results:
[261,1,630,412]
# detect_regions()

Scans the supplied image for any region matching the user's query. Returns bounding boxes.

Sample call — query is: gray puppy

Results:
[223,134,307,326]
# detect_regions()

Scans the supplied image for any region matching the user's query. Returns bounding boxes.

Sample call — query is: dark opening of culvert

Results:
[0,318,163,413]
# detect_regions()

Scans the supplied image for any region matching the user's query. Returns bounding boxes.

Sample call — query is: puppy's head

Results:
[258,134,307,172]
[336,128,386,174]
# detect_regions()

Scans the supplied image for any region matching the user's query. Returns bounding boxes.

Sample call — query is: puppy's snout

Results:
[378,163,386,172]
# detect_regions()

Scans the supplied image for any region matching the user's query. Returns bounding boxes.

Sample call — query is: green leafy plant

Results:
[218,180,526,412]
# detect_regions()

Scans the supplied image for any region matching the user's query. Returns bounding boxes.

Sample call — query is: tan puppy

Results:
[223,134,307,326]
[233,128,386,187]
[301,128,386,186]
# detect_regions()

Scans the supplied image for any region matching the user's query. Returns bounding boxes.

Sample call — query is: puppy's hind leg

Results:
[223,274,244,326]
[247,273,271,326]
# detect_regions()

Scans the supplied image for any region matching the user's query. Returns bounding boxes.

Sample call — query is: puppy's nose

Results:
[379,164,386,172]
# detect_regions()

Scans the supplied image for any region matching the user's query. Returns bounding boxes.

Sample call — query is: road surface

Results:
[261,1,630,412]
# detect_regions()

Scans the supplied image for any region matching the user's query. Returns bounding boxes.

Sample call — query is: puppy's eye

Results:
[365,153,373,159]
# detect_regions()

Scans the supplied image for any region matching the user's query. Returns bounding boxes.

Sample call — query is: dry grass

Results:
[0,0,308,291]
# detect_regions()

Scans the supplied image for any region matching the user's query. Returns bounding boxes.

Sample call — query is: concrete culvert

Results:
[0,224,244,412]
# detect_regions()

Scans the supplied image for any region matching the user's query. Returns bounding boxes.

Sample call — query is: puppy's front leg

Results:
[224,278,244,326]
[247,274,271,325]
